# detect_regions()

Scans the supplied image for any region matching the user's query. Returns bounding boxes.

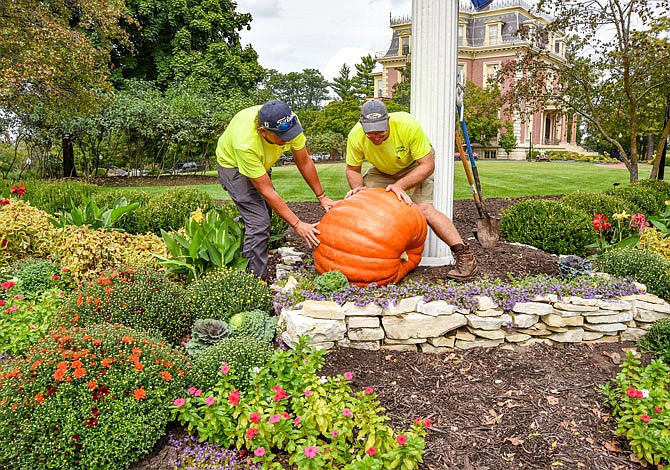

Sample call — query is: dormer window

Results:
[485,19,503,46]
[458,21,467,46]
[401,36,410,56]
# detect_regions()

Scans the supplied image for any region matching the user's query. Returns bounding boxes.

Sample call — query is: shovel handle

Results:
[455,131,482,204]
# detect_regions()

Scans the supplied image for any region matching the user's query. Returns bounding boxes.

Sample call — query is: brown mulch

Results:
[122,176,642,470]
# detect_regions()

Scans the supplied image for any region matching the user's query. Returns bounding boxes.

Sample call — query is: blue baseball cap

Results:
[258,100,303,141]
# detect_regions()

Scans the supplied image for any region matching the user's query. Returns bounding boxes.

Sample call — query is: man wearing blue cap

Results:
[345,99,476,280]
[216,99,335,280]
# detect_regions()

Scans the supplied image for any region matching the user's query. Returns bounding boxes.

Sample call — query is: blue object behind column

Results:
[470,0,495,10]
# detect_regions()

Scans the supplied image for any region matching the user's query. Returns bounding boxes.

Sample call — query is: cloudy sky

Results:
[235,0,413,81]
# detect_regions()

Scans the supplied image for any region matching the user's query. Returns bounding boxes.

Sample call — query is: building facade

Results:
[372,0,580,160]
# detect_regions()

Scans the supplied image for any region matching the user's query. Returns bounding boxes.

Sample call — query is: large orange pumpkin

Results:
[314,188,428,287]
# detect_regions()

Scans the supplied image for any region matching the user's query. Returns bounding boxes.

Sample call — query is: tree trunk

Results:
[63,135,77,177]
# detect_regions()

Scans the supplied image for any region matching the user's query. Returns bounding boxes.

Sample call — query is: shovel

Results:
[455,103,501,249]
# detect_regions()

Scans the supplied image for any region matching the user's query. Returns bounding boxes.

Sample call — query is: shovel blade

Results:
[475,217,501,249]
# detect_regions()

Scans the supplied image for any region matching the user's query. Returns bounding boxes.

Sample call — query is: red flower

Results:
[397,434,407,445]
[592,214,612,232]
[641,414,651,422]
[228,389,240,406]
[0,199,9,206]
[250,412,261,424]
[656,406,663,414]
[246,427,259,439]
[272,385,287,402]
[10,184,26,198]
[364,387,374,395]
[365,447,377,456]
[1,281,15,290]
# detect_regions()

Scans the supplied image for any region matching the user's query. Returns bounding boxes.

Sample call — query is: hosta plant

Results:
[172,336,428,470]
[0,323,189,470]
[155,207,248,282]
[49,196,139,231]
[601,351,670,466]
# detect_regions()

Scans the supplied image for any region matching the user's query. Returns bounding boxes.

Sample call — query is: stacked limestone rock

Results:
[272,250,670,352]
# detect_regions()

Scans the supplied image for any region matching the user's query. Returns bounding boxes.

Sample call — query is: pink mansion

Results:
[372,0,582,160]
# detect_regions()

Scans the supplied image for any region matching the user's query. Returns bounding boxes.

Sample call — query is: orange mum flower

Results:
[159,371,172,381]
[134,387,147,401]
[101,358,112,368]
[73,368,87,379]
[54,369,66,382]
[87,380,98,390]
[34,393,45,404]
[134,362,144,372]
[121,336,136,344]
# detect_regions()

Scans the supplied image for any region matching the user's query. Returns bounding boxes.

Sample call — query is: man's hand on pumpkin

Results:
[345,186,366,199]
[293,221,321,248]
[319,196,336,212]
[386,183,412,205]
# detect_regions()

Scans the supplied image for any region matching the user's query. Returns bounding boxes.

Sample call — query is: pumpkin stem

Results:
[400,251,409,262]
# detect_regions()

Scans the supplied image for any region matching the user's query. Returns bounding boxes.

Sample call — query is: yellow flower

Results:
[190,208,204,224]
[665,200,670,206]
[612,211,630,221]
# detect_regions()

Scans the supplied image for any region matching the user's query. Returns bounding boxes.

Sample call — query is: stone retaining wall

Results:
[272,247,670,352]
[278,293,670,352]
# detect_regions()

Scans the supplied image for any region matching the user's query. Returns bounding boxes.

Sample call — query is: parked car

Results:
[170,161,199,174]
[128,168,148,176]
[106,166,128,177]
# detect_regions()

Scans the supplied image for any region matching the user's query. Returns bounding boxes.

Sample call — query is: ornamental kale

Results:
[314,270,349,295]
[185,318,232,357]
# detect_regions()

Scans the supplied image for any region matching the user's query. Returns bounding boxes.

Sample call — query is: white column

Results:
[412,0,459,266]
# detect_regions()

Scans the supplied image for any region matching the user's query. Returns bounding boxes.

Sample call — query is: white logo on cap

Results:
[365,112,384,120]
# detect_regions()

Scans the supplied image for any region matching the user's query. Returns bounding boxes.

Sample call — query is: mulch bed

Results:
[121,176,642,469]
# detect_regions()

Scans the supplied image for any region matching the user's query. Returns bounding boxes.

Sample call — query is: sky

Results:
[234,0,413,81]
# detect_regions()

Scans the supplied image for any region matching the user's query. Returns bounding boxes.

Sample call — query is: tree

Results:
[499,0,670,182]
[331,64,356,102]
[352,55,377,101]
[111,0,264,97]
[391,63,411,110]
[463,81,503,146]
[261,69,329,111]
[0,0,128,176]
[498,122,518,158]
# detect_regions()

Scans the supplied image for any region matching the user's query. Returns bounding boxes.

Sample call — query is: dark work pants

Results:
[217,165,273,281]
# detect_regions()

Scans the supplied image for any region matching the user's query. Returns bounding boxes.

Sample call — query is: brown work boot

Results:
[446,244,477,280]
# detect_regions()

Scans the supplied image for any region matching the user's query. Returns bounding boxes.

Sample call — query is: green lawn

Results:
[126,160,651,202]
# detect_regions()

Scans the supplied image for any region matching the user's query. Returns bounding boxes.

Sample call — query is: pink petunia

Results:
[304,446,319,459]
[205,396,215,406]
[173,398,186,407]
[5,305,18,314]
[342,408,352,418]
[397,434,407,445]
[294,416,302,426]
[246,427,259,439]
[364,387,374,395]
[366,447,377,456]
[331,430,338,437]
[188,387,197,395]
[254,447,266,457]
[250,412,261,424]
[343,371,353,381]
[304,389,313,397]
[272,385,287,402]
[268,414,281,424]
[220,362,230,375]
[641,414,651,422]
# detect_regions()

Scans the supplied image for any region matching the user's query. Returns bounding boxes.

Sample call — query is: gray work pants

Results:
[217,165,273,281]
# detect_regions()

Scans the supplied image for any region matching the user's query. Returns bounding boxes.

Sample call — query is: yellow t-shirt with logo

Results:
[346,111,432,175]
[216,105,307,179]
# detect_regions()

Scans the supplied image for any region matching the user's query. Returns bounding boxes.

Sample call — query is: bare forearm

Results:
[345,166,364,189]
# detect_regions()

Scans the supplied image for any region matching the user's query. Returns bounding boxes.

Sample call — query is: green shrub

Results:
[594,247,670,300]
[0,323,189,470]
[3,180,98,215]
[184,267,273,322]
[90,189,152,233]
[606,183,666,216]
[561,191,640,241]
[135,188,214,234]
[228,309,277,342]
[500,199,596,256]
[314,270,350,294]
[187,336,273,392]
[632,179,670,205]
[638,318,670,365]
[60,267,192,345]
[13,258,62,296]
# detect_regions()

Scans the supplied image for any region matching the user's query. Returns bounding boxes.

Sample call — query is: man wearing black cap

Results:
[345,99,476,280]
[216,99,335,281]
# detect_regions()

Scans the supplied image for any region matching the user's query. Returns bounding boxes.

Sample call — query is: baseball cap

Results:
[360,100,389,133]
[258,99,303,141]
